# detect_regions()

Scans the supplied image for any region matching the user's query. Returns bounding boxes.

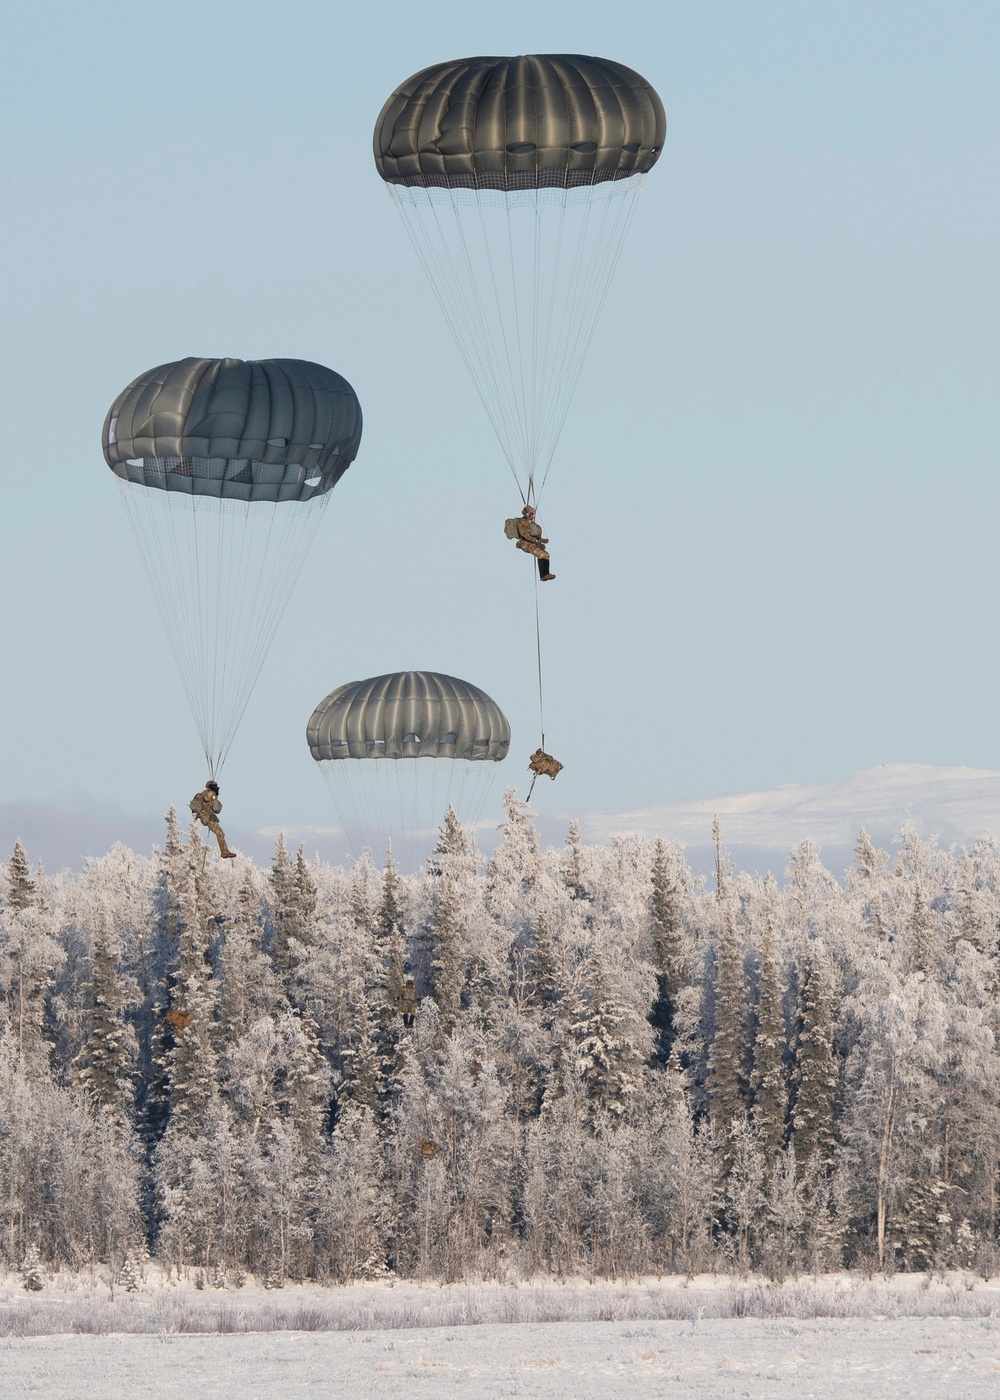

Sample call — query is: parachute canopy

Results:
[308,671,510,762]
[103,357,362,503]
[105,357,362,774]
[308,672,510,866]
[374,54,665,191]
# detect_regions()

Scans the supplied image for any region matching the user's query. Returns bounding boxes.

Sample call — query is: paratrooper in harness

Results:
[189,780,237,859]
[504,505,555,581]
[399,978,419,1028]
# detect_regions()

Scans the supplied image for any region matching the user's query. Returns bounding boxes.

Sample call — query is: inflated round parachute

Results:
[308,672,510,762]
[104,356,362,775]
[103,357,362,503]
[374,56,664,503]
[309,672,510,866]
[374,54,665,191]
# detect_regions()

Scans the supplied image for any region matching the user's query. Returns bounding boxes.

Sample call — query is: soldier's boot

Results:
[537,557,555,582]
[214,830,237,859]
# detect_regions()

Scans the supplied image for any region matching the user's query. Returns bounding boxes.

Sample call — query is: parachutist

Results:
[399,978,419,1028]
[189,780,237,859]
[505,506,555,581]
[528,748,563,781]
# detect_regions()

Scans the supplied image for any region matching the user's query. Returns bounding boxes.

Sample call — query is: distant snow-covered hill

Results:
[581,764,1000,871]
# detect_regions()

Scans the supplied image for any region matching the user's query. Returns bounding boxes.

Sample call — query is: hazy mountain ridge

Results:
[583,763,1000,851]
[4,764,1000,874]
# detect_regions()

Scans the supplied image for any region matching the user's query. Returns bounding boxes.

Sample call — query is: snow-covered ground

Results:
[2,1275,999,1398]
[4,1314,1000,1398]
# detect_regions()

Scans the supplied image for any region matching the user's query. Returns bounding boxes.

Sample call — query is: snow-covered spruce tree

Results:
[523,910,561,1012]
[75,915,136,1120]
[219,869,281,1038]
[789,945,838,1174]
[376,844,408,1010]
[424,806,475,1035]
[0,841,64,1076]
[268,836,318,1006]
[157,832,220,1137]
[647,837,686,1065]
[7,840,37,912]
[750,908,788,1158]
[562,819,590,903]
[486,790,541,932]
[851,828,891,942]
[346,846,408,1119]
[338,855,384,1112]
[705,903,748,1150]
[908,878,939,975]
[139,809,188,1138]
[566,952,648,1120]
[953,844,1000,954]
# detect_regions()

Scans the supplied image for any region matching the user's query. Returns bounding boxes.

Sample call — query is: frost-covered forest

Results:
[2,795,999,1288]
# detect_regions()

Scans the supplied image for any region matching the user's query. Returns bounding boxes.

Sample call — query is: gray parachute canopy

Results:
[103,358,363,503]
[374,54,665,191]
[308,672,511,762]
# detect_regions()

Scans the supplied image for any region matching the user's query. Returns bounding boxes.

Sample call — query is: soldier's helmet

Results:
[206,780,220,794]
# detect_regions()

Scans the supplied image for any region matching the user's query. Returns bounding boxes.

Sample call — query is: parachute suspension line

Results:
[118,482,328,774]
[441,193,524,479]
[468,193,530,494]
[390,178,647,507]
[532,192,599,504]
[534,572,546,745]
[536,181,644,498]
[530,187,568,507]
[497,193,532,488]
[526,568,546,808]
[527,189,543,498]
[321,757,501,873]
[394,190,525,501]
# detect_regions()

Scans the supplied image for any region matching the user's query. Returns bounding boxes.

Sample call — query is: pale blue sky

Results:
[1,1,998,859]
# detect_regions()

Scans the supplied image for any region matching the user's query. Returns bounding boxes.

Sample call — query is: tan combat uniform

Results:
[528,748,564,780]
[504,507,555,579]
[400,980,419,1028]
[189,787,236,858]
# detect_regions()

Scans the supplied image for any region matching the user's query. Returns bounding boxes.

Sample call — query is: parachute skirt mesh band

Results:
[308,672,510,870]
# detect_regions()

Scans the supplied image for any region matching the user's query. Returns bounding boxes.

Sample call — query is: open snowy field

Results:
[4,1314,1000,1398]
[1,1275,999,1398]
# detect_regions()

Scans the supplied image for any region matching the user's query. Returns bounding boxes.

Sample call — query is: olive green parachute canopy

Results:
[308,672,511,763]
[103,357,363,503]
[374,54,665,191]
[104,356,363,774]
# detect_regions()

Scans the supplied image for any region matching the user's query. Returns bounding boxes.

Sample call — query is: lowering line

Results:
[526,571,545,804]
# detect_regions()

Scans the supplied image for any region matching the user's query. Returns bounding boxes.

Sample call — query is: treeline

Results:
[1,797,999,1286]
